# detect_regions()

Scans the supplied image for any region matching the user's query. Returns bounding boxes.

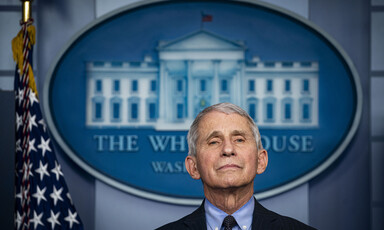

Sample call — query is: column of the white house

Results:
[159,61,166,122]
[213,60,219,104]
[257,76,265,126]
[104,78,111,124]
[121,77,127,125]
[313,75,319,126]
[139,78,147,125]
[234,68,241,106]
[164,68,171,122]
[187,60,194,120]
[85,75,92,125]
[273,76,283,124]
[239,61,246,108]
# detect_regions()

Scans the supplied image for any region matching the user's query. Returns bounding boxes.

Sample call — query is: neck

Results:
[204,184,254,215]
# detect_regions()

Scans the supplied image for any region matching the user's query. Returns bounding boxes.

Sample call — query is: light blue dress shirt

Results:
[204,197,254,230]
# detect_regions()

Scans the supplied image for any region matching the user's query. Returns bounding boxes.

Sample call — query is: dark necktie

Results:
[222,215,238,230]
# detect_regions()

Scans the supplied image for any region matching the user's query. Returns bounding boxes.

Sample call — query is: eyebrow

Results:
[204,130,247,141]
[205,131,222,141]
[231,130,248,137]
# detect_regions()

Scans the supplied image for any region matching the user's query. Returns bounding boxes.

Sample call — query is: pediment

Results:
[158,30,246,51]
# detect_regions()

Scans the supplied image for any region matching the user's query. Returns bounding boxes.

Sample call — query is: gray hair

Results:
[187,102,263,156]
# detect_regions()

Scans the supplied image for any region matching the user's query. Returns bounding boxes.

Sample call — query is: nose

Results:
[222,139,235,157]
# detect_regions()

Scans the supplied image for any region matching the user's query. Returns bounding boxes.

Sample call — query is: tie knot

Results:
[222,215,237,230]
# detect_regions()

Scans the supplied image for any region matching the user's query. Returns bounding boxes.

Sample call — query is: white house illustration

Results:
[86,30,319,129]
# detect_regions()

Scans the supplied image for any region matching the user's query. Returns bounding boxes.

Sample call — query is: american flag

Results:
[13,19,83,230]
[201,12,213,22]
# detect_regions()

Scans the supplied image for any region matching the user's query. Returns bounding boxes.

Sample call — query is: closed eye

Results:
[208,137,221,145]
[234,136,246,143]
[208,140,220,145]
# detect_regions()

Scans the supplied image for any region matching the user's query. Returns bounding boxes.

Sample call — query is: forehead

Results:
[198,111,252,135]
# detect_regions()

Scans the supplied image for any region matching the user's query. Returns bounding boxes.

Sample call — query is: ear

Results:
[185,155,201,180]
[256,149,268,174]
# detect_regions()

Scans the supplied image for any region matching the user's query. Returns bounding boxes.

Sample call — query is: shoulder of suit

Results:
[253,200,317,230]
[155,203,205,230]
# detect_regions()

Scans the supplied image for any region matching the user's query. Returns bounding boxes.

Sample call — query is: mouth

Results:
[218,164,241,170]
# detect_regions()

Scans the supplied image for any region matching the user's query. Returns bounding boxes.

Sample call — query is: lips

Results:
[218,164,241,170]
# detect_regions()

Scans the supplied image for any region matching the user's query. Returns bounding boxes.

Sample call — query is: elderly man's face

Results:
[185,111,267,191]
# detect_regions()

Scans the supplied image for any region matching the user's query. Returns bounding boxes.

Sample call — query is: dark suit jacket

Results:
[156,199,316,230]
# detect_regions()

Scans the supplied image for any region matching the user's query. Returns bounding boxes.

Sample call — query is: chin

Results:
[221,179,244,188]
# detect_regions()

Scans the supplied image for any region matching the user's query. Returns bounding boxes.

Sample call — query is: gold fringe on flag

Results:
[11,23,38,97]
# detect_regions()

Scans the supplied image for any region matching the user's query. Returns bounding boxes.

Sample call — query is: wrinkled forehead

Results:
[197,111,253,138]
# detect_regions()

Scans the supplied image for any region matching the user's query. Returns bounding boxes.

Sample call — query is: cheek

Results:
[244,151,259,167]
[196,153,215,174]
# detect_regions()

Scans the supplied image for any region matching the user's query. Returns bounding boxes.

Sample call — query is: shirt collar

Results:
[204,197,254,230]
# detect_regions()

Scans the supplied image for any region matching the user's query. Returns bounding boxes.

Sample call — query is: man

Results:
[157,103,316,230]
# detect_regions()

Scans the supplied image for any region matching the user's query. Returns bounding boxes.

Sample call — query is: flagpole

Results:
[21,0,33,23]
[200,12,203,30]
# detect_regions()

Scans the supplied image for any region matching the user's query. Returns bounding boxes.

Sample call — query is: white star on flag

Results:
[22,162,33,180]
[28,114,38,132]
[30,210,44,229]
[17,88,24,106]
[17,189,29,205]
[15,211,23,230]
[37,136,51,157]
[35,161,50,181]
[51,161,64,181]
[15,191,22,201]
[16,112,23,131]
[65,209,80,229]
[28,138,37,154]
[32,186,47,205]
[47,210,61,229]
[67,192,74,205]
[50,186,64,206]
[15,139,22,152]
[38,118,46,132]
[29,90,38,106]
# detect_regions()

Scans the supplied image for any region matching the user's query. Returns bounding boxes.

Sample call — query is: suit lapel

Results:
[252,198,279,230]
[183,201,207,230]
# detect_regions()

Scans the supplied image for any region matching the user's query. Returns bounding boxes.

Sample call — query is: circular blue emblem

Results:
[44,0,362,204]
